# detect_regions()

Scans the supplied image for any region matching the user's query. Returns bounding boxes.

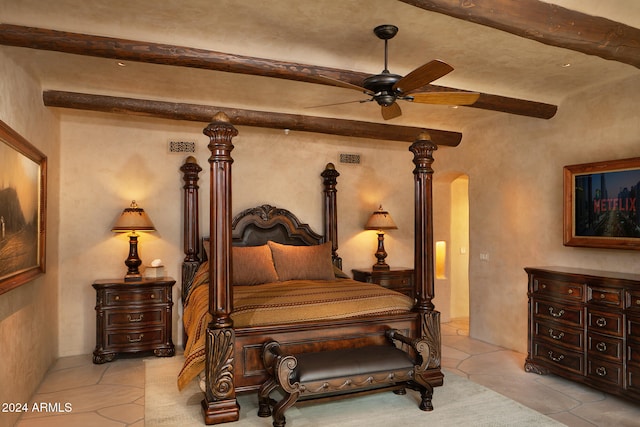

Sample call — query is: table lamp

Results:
[364,205,397,271]
[112,200,156,281]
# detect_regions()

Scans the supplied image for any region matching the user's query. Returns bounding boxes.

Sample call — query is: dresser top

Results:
[525,266,640,284]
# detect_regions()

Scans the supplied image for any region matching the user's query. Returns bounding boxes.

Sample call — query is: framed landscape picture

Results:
[0,120,47,294]
[564,157,640,250]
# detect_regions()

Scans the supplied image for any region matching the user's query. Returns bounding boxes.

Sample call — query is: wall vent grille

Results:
[339,153,361,165]
[169,140,196,153]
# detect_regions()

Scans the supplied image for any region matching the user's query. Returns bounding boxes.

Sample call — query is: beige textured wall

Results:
[0,52,60,427]
[57,112,419,355]
[435,74,640,353]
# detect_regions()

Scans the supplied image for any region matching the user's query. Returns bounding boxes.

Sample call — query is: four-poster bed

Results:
[179,112,442,424]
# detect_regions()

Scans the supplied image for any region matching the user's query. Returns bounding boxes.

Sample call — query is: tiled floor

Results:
[12,319,640,427]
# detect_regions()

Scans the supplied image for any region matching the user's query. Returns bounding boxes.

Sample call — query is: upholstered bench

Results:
[257,329,433,427]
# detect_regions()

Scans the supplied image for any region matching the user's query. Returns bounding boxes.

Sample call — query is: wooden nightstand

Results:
[352,268,414,299]
[92,277,176,364]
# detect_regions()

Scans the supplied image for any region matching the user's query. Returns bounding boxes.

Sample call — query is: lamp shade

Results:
[364,205,397,231]
[112,200,156,232]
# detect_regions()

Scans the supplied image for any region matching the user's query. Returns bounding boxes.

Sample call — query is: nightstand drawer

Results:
[377,275,412,289]
[105,328,165,348]
[104,287,167,306]
[105,307,165,327]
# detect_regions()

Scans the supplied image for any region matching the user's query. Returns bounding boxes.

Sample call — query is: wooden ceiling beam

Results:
[42,90,463,147]
[0,24,556,119]
[400,0,640,69]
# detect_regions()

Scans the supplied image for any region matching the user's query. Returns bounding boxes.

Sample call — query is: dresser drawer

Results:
[587,358,623,387]
[588,332,623,362]
[105,307,165,328]
[534,320,583,351]
[627,290,640,313]
[105,328,165,348]
[532,277,584,302]
[103,287,168,306]
[533,341,584,375]
[587,310,623,337]
[588,286,623,308]
[533,299,583,327]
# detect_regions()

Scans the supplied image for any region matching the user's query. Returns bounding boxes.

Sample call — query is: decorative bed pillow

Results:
[267,241,336,281]
[232,245,279,285]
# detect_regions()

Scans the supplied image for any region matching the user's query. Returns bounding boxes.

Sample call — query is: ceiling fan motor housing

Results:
[363,72,402,106]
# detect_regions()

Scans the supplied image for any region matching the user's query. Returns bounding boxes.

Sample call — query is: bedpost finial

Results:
[211,111,231,123]
[416,131,432,141]
[325,162,335,170]
[185,155,198,164]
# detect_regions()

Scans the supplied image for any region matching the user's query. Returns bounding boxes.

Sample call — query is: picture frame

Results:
[564,157,640,250]
[0,120,47,294]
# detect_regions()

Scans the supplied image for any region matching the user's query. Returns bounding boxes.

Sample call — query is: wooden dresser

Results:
[525,266,640,401]
[92,277,176,364]
[352,267,414,298]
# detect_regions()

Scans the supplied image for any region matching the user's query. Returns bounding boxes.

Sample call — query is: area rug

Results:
[145,356,564,426]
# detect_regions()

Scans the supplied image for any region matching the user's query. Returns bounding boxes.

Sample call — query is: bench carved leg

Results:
[272,391,300,427]
[257,376,278,417]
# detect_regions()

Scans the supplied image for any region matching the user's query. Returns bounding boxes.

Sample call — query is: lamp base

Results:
[124,273,143,282]
[372,263,391,271]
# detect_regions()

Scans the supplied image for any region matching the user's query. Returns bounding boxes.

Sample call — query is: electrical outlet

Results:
[480,253,490,261]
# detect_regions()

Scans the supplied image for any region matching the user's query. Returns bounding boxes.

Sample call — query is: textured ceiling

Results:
[1,0,639,132]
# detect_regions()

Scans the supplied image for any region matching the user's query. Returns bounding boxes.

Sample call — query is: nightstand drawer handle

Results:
[127,314,144,323]
[548,307,565,318]
[548,351,564,362]
[595,317,607,327]
[150,294,156,299]
[548,329,564,340]
[114,295,120,301]
[596,366,607,377]
[127,334,144,343]
[568,289,573,295]
[596,342,607,352]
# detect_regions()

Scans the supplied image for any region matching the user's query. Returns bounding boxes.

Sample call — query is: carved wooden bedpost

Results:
[201,112,240,424]
[321,163,341,269]
[180,156,202,302]
[410,132,441,369]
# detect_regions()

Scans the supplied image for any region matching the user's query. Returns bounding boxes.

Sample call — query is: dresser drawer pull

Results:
[600,293,606,299]
[115,295,120,301]
[595,317,607,327]
[127,314,144,323]
[150,294,156,299]
[636,299,640,306]
[127,334,144,343]
[548,351,565,362]
[548,307,565,318]
[596,342,607,352]
[568,289,573,295]
[596,366,607,377]
[548,329,564,340]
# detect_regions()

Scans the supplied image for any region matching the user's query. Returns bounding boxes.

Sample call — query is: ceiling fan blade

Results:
[409,91,480,105]
[314,75,373,95]
[393,60,454,95]
[305,99,372,109]
[381,102,402,120]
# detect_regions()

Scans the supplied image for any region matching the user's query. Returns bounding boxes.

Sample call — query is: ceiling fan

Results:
[315,24,480,120]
